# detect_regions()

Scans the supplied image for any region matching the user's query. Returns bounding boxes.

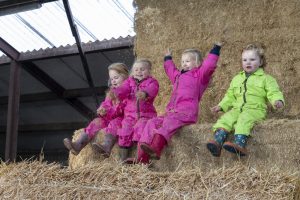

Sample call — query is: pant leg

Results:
[139,117,164,144]
[132,117,150,143]
[117,116,136,147]
[234,109,266,136]
[156,112,193,143]
[84,117,109,139]
[103,117,123,137]
[212,109,240,133]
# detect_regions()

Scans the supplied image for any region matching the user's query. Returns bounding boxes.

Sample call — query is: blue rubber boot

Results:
[206,129,228,157]
[223,134,248,156]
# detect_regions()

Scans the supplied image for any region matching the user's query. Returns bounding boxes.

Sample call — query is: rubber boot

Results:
[140,134,167,160]
[92,134,117,158]
[119,146,130,162]
[223,134,248,156]
[125,143,150,165]
[206,129,228,157]
[63,132,90,155]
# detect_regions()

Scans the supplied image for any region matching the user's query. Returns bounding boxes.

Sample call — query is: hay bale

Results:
[154,119,300,172]
[68,129,120,169]
[134,0,300,122]
[0,161,298,199]
[68,129,136,169]
[68,119,300,173]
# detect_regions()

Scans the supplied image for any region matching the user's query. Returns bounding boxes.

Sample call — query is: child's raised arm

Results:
[163,48,180,84]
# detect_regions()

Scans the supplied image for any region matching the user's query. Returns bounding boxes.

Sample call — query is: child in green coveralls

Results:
[207,43,284,157]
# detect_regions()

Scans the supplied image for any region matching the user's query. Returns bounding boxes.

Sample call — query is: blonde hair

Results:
[243,43,266,68]
[182,48,203,65]
[108,62,129,79]
[131,58,152,75]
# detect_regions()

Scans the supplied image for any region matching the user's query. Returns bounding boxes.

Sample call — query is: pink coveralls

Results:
[113,76,159,147]
[139,52,219,145]
[84,96,125,139]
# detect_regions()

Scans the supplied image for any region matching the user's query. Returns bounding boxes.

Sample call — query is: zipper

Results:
[240,76,249,112]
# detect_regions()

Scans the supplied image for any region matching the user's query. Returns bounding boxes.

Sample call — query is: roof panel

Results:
[0,0,135,55]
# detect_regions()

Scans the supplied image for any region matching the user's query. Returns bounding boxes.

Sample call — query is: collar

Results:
[240,68,264,76]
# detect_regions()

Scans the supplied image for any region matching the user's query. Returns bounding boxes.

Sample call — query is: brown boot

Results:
[92,134,117,158]
[223,142,248,156]
[119,147,130,162]
[63,133,90,155]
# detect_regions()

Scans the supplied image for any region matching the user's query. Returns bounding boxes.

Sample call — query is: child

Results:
[128,43,222,164]
[99,59,159,161]
[207,43,284,157]
[63,63,129,156]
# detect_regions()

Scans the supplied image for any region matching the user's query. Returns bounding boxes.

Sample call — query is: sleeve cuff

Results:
[210,44,221,56]
[164,55,172,61]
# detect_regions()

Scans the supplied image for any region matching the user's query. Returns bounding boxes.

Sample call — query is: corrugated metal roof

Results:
[0,0,135,55]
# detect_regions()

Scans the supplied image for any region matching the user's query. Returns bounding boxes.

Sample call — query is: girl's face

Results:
[132,63,150,81]
[181,53,198,71]
[109,69,126,88]
[242,50,262,74]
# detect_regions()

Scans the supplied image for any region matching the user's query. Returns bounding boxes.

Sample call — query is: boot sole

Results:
[63,139,79,155]
[92,143,110,158]
[223,143,247,156]
[140,144,159,160]
[206,142,221,157]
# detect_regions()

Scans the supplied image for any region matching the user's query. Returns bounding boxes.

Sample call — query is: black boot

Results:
[63,132,90,155]
[92,134,117,158]
[119,146,130,162]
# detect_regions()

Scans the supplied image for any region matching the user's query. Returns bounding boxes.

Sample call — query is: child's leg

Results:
[223,109,266,156]
[63,117,108,155]
[141,112,189,160]
[118,116,136,161]
[207,109,239,157]
[138,117,164,145]
[84,117,109,138]
[125,142,150,165]
[92,117,122,157]
[132,117,149,143]
[63,131,90,156]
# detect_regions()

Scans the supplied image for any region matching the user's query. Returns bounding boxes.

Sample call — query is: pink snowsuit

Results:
[113,76,159,147]
[139,48,220,145]
[84,95,125,139]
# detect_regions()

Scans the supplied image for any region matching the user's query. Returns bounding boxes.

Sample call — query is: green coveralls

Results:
[212,68,284,136]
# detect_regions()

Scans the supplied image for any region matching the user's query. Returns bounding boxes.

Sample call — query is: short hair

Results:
[133,58,152,70]
[108,63,129,78]
[182,48,203,65]
[243,43,266,68]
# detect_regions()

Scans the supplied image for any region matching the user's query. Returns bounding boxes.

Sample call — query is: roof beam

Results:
[63,0,98,106]
[0,122,87,133]
[0,86,108,105]
[22,61,95,120]
[0,37,134,65]
[0,37,20,60]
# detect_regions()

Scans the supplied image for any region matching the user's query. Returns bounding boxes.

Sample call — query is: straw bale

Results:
[68,129,120,169]
[154,119,300,173]
[68,129,137,169]
[134,0,300,122]
[0,160,298,199]
[68,119,299,173]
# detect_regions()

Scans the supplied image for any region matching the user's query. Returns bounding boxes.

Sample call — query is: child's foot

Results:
[206,140,222,157]
[223,141,247,156]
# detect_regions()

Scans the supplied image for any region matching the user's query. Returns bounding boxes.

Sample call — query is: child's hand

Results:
[107,90,116,101]
[136,91,147,100]
[215,41,223,47]
[165,48,172,57]
[274,100,284,109]
[210,105,222,114]
[97,107,106,116]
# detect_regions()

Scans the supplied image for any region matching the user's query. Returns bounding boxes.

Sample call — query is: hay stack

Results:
[134,0,300,122]
[68,119,300,173]
[0,161,298,199]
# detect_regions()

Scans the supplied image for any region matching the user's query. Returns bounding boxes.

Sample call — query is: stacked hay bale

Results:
[0,161,298,199]
[134,0,300,122]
